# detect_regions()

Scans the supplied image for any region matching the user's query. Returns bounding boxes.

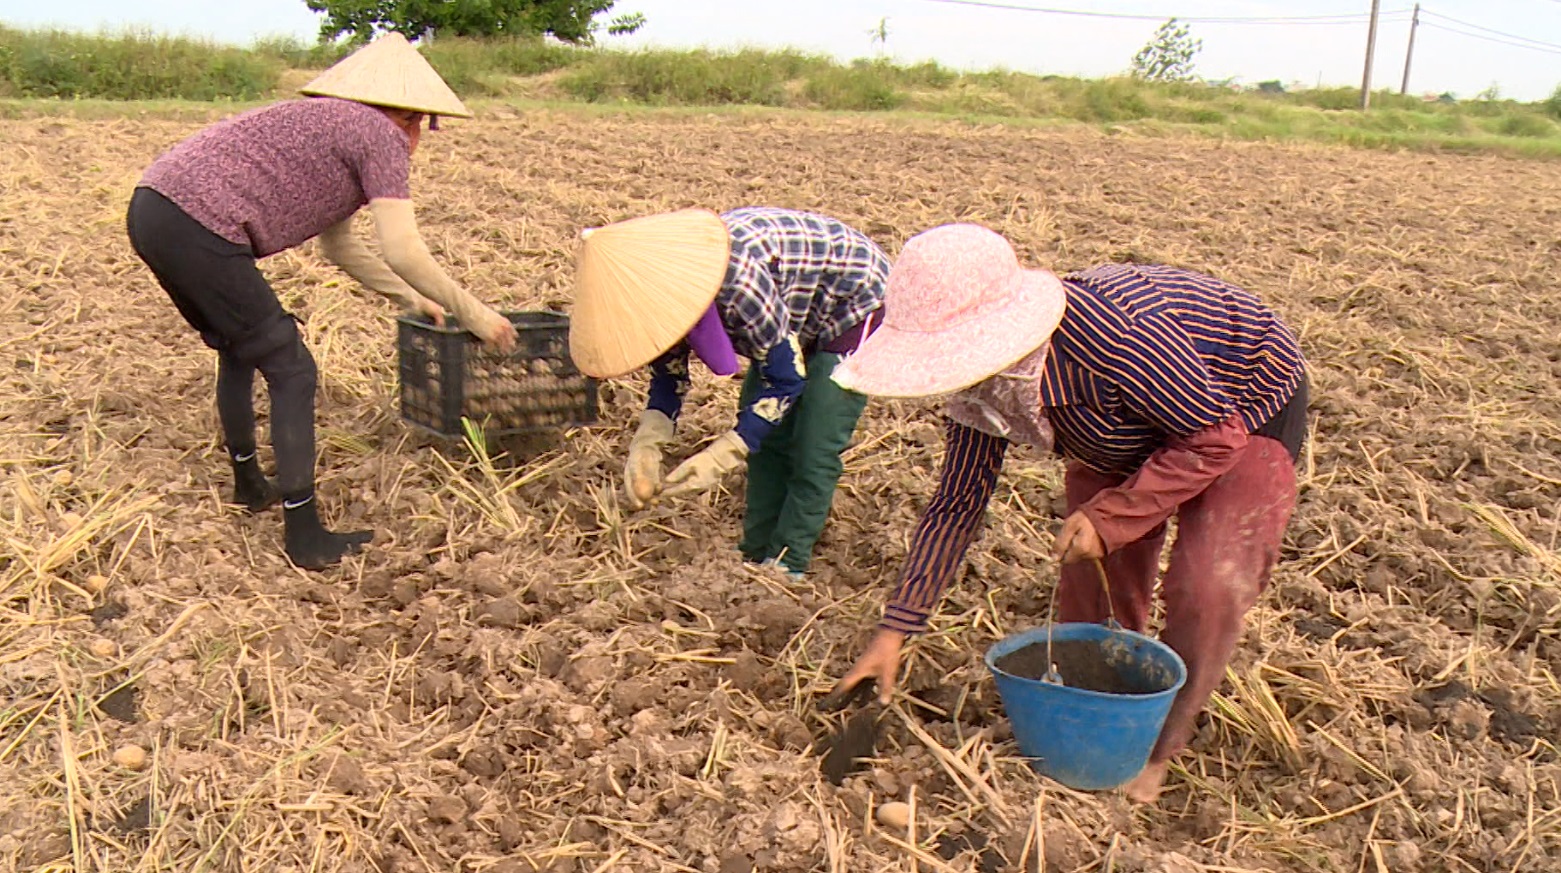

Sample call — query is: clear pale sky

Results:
[1,0,1558,101]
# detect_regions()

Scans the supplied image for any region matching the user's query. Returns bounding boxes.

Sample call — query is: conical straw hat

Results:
[299,32,471,118]
[570,209,732,379]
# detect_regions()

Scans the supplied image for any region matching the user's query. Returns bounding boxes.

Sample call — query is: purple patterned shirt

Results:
[139,98,412,258]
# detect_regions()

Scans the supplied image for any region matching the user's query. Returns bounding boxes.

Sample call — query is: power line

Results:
[910,0,1412,25]
[1420,21,1561,55]
[1418,9,1561,51]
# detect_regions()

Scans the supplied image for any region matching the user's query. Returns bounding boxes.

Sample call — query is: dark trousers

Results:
[737,351,868,573]
[1057,435,1298,764]
[126,187,317,495]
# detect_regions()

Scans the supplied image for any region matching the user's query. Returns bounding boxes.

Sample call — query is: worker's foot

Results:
[283,492,373,569]
[1122,760,1169,804]
[760,558,804,581]
[231,452,280,512]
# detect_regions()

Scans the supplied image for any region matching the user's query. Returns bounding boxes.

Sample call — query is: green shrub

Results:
[423,36,580,78]
[1491,113,1556,138]
[1546,84,1561,120]
[250,34,348,69]
[803,64,902,111]
[558,48,797,106]
[874,58,957,89]
[1292,87,1359,111]
[1076,78,1151,123]
[0,26,278,100]
[1161,102,1227,124]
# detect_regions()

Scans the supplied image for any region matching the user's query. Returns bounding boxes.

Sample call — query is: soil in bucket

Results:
[994,639,1171,695]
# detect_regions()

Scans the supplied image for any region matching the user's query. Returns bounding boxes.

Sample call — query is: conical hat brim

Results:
[300,32,471,118]
[569,209,732,379]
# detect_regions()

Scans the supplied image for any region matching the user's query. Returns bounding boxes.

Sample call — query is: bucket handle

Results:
[1042,558,1120,685]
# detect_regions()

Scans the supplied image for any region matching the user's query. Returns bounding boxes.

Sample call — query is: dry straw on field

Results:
[2,105,1560,872]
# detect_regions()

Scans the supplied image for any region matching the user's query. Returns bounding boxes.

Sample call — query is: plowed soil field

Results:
[2,106,1560,873]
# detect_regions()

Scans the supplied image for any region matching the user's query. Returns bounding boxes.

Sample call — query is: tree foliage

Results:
[1130,18,1202,83]
[304,0,644,45]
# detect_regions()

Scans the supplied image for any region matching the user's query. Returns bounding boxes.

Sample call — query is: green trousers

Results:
[737,351,868,573]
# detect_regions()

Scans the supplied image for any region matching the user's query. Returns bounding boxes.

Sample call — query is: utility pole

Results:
[1400,3,1421,95]
[1360,0,1382,109]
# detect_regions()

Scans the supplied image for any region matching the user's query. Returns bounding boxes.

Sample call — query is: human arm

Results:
[646,347,692,423]
[316,218,445,323]
[734,337,806,452]
[619,349,694,508]
[1075,413,1249,554]
[1067,314,1245,553]
[831,420,1008,703]
[882,420,1009,633]
[367,197,516,351]
[660,336,807,499]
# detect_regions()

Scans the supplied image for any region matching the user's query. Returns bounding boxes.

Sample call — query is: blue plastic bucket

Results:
[985,623,1187,791]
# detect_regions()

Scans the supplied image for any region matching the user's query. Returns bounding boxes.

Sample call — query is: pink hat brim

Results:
[831,269,1066,398]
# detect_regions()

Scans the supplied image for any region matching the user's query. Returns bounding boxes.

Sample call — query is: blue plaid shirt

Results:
[649,208,888,449]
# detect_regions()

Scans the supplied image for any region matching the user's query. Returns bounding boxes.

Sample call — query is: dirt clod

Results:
[97,682,140,723]
[474,596,527,628]
[426,795,467,825]
[111,796,151,834]
[89,600,128,626]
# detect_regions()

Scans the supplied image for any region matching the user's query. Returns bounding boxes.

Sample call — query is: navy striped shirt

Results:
[882,264,1305,634]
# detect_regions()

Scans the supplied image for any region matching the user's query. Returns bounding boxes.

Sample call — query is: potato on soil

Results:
[875,800,911,829]
[112,745,148,771]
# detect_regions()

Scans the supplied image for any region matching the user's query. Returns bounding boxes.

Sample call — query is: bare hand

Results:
[830,628,906,706]
[1053,511,1105,564]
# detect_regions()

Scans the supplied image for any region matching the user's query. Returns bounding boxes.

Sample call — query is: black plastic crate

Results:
[396,310,599,438]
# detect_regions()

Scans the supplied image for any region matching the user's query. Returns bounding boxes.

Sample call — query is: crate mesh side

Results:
[398,311,599,437]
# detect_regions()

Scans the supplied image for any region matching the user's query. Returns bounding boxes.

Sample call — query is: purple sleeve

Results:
[881,419,1008,634]
[355,123,412,201]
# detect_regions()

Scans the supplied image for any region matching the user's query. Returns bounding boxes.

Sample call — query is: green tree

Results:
[1130,18,1202,83]
[304,0,644,44]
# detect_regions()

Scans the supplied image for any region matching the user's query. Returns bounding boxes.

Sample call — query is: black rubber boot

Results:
[282,492,373,570]
[231,451,280,513]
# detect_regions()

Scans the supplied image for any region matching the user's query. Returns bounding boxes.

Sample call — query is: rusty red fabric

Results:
[1056,434,1297,764]
[1076,413,1250,554]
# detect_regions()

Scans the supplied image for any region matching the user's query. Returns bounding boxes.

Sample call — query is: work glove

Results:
[623,409,676,509]
[661,431,749,499]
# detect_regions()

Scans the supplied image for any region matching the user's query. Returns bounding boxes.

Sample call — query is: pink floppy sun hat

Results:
[832,223,1067,398]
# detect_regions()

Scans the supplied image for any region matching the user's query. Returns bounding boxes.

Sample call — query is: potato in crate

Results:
[397,311,599,438]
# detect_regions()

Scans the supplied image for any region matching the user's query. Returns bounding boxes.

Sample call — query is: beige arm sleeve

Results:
[369,198,496,329]
[316,217,423,309]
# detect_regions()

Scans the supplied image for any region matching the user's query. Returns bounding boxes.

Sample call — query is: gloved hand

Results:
[624,409,676,509]
[661,431,749,498]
